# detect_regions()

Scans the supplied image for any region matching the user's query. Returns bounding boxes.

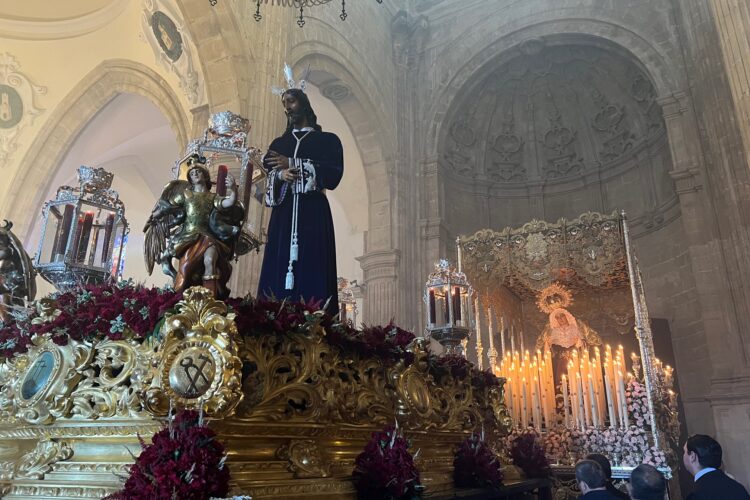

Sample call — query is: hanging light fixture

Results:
[210,0,384,27]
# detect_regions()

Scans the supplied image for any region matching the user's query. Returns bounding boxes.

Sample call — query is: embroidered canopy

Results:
[458,211,627,299]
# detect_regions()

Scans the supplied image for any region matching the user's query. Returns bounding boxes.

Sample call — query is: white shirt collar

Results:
[292,127,314,133]
[694,467,717,482]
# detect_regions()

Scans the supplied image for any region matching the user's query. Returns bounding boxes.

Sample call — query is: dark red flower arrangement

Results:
[0,281,182,358]
[453,433,504,488]
[353,425,423,500]
[0,285,501,394]
[227,295,418,366]
[104,409,230,500]
[509,432,551,478]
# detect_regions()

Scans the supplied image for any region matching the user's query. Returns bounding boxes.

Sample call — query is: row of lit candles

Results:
[497,345,674,430]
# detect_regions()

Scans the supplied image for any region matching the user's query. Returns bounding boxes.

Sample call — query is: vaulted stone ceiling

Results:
[0,0,117,21]
[441,43,666,191]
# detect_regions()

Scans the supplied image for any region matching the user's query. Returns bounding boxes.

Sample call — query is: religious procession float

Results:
[0,108,681,499]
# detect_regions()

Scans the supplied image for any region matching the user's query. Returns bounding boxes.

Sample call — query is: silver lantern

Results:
[423,259,474,355]
[34,166,128,290]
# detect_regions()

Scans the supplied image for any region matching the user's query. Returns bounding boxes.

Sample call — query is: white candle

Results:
[618,369,629,427]
[588,374,599,427]
[576,373,586,430]
[521,377,528,428]
[506,377,514,419]
[532,376,542,428]
[604,364,616,428]
[562,374,570,426]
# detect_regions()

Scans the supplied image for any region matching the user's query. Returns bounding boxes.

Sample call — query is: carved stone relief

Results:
[440,44,667,187]
[0,53,46,167]
[140,0,205,105]
[540,105,585,179]
[442,119,476,176]
[589,83,636,162]
[488,98,526,182]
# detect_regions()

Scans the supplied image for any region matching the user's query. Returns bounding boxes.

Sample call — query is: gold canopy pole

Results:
[621,210,662,450]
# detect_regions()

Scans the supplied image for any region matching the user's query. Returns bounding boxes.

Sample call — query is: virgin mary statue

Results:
[534,283,601,380]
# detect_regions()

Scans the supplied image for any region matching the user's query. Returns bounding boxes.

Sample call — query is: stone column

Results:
[357,249,400,326]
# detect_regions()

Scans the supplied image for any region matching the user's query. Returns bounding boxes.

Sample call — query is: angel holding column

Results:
[143,154,244,299]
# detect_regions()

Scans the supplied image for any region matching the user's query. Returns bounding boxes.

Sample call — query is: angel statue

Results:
[0,220,36,323]
[144,154,244,299]
[534,283,602,380]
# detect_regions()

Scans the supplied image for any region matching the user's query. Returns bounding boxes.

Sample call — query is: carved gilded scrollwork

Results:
[277,439,331,478]
[143,286,243,417]
[0,286,511,497]
[0,334,155,425]
[14,439,73,479]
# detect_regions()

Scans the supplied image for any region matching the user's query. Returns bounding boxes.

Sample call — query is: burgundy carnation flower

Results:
[509,433,551,478]
[105,409,229,500]
[454,434,503,488]
[353,425,423,500]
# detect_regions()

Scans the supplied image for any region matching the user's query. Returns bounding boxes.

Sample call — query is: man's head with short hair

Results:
[628,464,666,500]
[575,459,607,494]
[683,434,722,476]
[585,453,613,480]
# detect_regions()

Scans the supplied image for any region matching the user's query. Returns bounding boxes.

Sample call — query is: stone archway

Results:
[424,19,683,160]
[2,59,190,238]
[175,0,253,117]
[418,14,726,455]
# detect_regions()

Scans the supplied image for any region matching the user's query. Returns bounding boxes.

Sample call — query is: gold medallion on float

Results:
[168,346,216,399]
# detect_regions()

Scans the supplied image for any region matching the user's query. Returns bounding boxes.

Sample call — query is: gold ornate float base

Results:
[0,288,510,498]
[0,421,470,499]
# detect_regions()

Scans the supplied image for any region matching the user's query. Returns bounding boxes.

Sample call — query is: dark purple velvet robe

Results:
[257,129,343,316]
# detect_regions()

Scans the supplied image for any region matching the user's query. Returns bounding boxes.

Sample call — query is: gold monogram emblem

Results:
[144,287,243,416]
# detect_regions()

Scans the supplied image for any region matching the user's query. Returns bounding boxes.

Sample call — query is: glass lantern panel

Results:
[91,210,117,269]
[110,222,128,279]
[39,204,64,264]
[44,203,76,264]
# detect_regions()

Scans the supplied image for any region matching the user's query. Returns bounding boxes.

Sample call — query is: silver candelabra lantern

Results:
[179,110,264,256]
[34,166,128,290]
[337,277,358,325]
[424,259,474,355]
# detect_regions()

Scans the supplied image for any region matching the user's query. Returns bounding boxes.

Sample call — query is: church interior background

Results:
[1,0,750,496]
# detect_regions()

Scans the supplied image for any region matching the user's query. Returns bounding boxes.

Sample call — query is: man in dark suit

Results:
[576,459,623,499]
[628,464,665,500]
[586,453,630,499]
[683,434,750,500]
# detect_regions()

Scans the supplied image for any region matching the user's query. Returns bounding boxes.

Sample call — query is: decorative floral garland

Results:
[0,284,502,393]
[454,432,503,488]
[625,378,651,430]
[352,424,423,500]
[504,425,667,468]
[105,409,230,500]
[0,281,182,358]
